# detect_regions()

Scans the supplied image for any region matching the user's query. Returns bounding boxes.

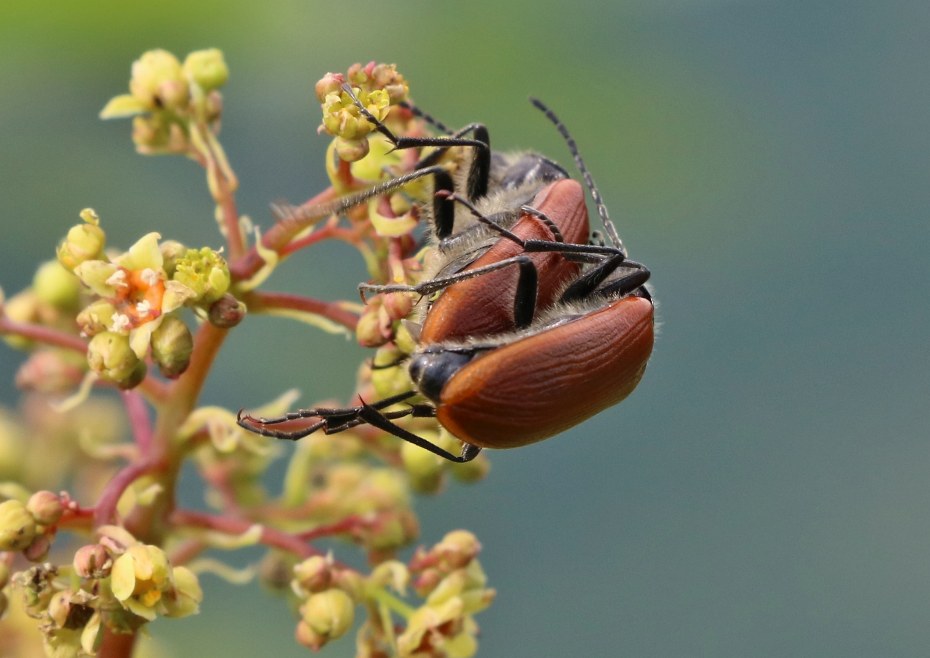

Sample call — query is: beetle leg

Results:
[437,190,526,247]
[235,391,420,442]
[357,402,481,463]
[358,254,536,302]
[559,255,651,303]
[272,165,450,232]
[343,84,491,200]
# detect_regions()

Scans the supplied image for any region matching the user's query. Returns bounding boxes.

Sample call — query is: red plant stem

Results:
[93,458,157,527]
[121,390,153,454]
[279,222,364,257]
[228,187,339,282]
[98,627,137,658]
[170,509,321,559]
[0,317,87,352]
[296,515,369,541]
[245,291,359,331]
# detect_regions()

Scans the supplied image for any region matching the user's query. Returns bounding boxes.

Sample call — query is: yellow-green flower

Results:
[163,565,203,618]
[57,210,106,271]
[183,49,229,92]
[128,49,187,111]
[110,543,172,620]
[171,247,230,304]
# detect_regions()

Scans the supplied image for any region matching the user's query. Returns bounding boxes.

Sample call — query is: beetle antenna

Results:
[529,98,625,255]
[398,100,452,135]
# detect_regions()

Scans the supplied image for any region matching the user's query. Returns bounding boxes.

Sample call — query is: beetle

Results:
[273,84,593,338]
[344,86,591,339]
[239,99,654,462]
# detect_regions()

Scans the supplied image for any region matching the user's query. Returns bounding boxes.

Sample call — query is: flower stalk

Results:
[0,53,492,658]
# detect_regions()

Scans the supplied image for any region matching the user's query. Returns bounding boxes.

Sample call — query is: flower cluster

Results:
[3,524,202,657]
[0,52,493,657]
[56,210,231,386]
[100,48,229,155]
[353,530,495,658]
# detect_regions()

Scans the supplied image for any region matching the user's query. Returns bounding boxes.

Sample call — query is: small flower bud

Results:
[73,543,113,578]
[293,555,333,594]
[159,240,187,277]
[2,291,40,349]
[0,498,37,551]
[15,349,84,393]
[300,588,355,640]
[295,620,327,651]
[402,439,445,494]
[331,569,366,601]
[356,304,389,348]
[132,114,172,151]
[86,331,143,385]
[435,530,481,570]
[315,72,344,103]
[33,260,81,310]
[371,346,414,400]
[76,300,118,337]
[183,49,229,91]
[48,590,72,628]
[367,509,419,552]
[370,63,409,104]
[150,315,193,378]
[23,534,51,562]
[156,78,190,111]
[27,490,64,526]
[172,247,230,304]
[450,449,490,484]
[334,136,370,163]
[129,49,185,110]
[258,551,295,591]
[413,567,442,598]
[208,293,246,328]
[395,322,418,355]
[381,292,413,322]
[57,214,106,272]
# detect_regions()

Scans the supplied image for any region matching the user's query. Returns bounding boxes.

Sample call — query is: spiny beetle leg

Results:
[357,402,481,463]
[359,254,537,300]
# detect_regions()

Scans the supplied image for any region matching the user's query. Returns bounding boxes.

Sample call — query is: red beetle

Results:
[239,99,654,462]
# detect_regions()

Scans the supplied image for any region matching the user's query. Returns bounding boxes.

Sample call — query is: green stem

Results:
[368,584,416,619]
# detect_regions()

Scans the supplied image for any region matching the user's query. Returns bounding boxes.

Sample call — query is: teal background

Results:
[2,1,929,656]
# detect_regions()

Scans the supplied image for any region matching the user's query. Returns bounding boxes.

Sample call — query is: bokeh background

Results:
[2,1,929,656]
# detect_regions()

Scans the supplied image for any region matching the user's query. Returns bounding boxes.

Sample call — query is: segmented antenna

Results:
[399,100,453,135]
[529,98,625,255]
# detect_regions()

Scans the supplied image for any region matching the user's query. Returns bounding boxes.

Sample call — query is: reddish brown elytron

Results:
[421,179,589,342]
[436,296,654,448]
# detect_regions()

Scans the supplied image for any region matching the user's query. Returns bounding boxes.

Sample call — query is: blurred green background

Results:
[2,0,929,656]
